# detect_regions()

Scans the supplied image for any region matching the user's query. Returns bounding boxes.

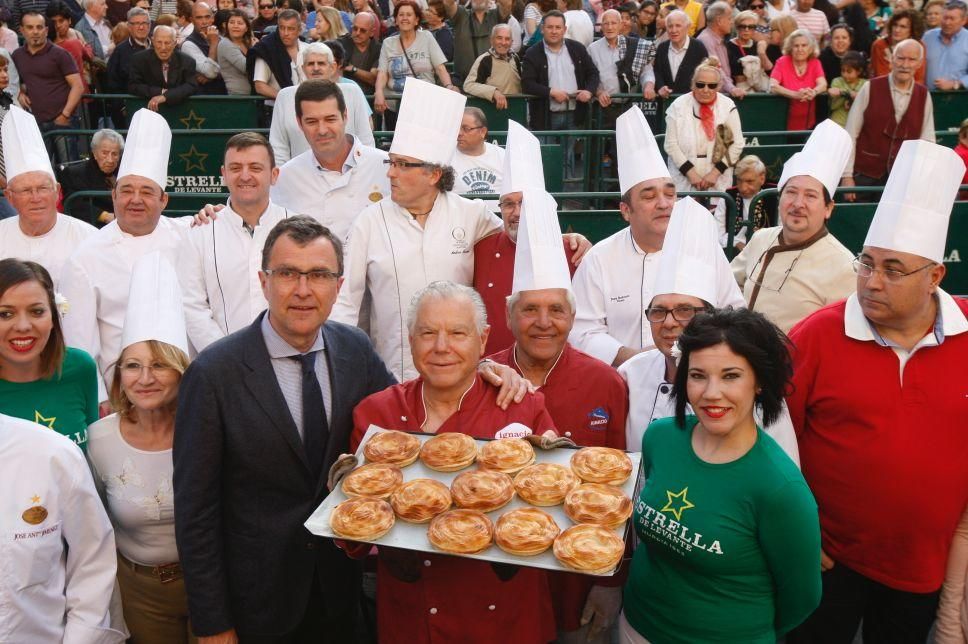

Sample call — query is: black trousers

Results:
[787,563,940,644]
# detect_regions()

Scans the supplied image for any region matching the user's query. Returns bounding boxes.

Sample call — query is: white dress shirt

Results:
[84,13,113,56]
[0,213,96,287]
[588,36,655,95]
[545,42,578,111]
[668,36,690,81]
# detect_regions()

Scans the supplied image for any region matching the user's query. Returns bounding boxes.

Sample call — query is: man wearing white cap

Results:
[488,189,628,644]
[0,106,95,286]
[619,196,799,463]
[731,119,856,333]
[473,121,580,353]
[331,78,504,381]
[60,108,187,403]
[785,140,968,644]
[570,106,743,367]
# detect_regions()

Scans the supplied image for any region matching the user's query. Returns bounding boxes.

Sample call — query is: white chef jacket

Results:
[0,214,96,287]
[619,348,800,466]
[269,80,375,166]
[271,136,389,243]
[177,200,290,351]
[331,191,502,380]
[0,414,125,644]
[569,226,746,365]
[60,217,188,400]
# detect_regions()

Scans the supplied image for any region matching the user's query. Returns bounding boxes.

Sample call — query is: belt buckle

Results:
[155,563,181,584]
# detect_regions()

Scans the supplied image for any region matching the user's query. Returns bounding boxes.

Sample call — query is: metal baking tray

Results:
[304,425,641,576]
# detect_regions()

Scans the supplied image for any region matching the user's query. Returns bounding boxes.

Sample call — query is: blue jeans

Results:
[39,114,82,166]
[548,110,576,180]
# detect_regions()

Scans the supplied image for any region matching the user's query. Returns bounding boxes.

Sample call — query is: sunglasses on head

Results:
[695,81,719,89]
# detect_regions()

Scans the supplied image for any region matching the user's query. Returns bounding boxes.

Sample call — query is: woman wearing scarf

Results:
[663,58,745,195]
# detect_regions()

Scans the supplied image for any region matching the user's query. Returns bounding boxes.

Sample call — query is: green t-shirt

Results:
[623,416,821,643]
[0,348,99,452]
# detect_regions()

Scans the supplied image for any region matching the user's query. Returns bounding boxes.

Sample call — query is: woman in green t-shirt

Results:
[621,308,822,644]
[0,259,98,451]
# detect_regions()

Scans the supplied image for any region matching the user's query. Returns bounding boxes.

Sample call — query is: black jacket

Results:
[173,314,396,638]
[59,158,116,226]
[127,49,199,105]
[653,38,708,95]
[246,30,296,89]
[106,38,149,92]
[521,39,600,130]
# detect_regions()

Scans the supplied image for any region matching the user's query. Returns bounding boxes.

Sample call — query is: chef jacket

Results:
[270,136,389,243]
[0,213,96,287]
[489,343,629,632]
[619,348,800,466]
[731,225,856,333]
[60,216,188,400]
[473,230,577,353]
[570,227,746,365]
[177,200,290,351]
[331,191,502,381]
[350,375,557,644]
[0,414,124,644]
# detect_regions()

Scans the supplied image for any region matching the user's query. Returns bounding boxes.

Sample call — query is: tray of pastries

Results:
[305,426,641,576]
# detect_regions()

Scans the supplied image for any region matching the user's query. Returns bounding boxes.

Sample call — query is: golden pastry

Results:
[495,508,560,556]
[451,469,515,513]
[428,509,494,554]
[363,430,421,467]
[390,478,452,523]
[341,463,404,500]
[329,497,395,541]
[513,463,581,506]
[478,438,536,475]
[570,447,633,485]
[419,432,478,472]
[553,524,625,575]
[564,483,633,528]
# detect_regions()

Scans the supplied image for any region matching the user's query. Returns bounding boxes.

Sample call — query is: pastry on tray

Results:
[553,523,625,575]
[428,509,494,554]
[419,432,478,472]
[451,469,515,513]
[363,430,421,467]
[494,507,560,556]
[570,446,633,485]
[329,497,395,541]
[563,483,633,528]
[477,437,536,475]
[513,462,581,506]
[389,478,453,523]
[341,463,404,500]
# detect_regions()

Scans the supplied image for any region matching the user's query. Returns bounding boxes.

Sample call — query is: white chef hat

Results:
[121,252,189,356]
[500,120,545,197]
[616,106,669,195]
[863,139,962,263]
[512,189,570,294]
[2,105,56,184]
[117,108,171,191]
[778,119,852,198]
[389,77,466,166]
[652,196,742,307]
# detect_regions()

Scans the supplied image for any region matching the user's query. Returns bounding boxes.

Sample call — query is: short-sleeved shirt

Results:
[339,34,381,94]
[11,41,79,122]
[378,30,447,93]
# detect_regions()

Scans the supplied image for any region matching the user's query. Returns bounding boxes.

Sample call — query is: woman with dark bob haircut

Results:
[620,307,822,644]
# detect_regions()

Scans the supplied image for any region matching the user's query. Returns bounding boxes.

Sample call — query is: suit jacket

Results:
[106,38,148,92]
[653,38,708,95]
[173,313,396,638]
[74,15,106,60]
[521,39,600,130]
[127,48,198,105]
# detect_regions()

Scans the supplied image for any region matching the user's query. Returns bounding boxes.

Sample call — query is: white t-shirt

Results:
[451,142,505,208]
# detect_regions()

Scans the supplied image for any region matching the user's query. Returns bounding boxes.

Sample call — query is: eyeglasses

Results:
[852,258,934,283]
[498,199,523,211]
[9,185,55,197]
[645,306,708,323]
[694,81,719,89]
[737,23,757,29]
[749,3,765,7]
[263,267,342,283]
[383,159,431,169]
[259,3,274,7]
[129,19,150,26]
[459,125,484,133]
[351,26,368,31]
[119,360,174,376]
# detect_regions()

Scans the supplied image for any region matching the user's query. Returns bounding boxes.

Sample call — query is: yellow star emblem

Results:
[661,487,695,522]
[179,110,206,129]
[179,145,209,173]
[30,495,40,504]
[34,411,56,429]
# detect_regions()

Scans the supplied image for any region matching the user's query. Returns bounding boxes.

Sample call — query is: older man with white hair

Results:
[0,106,96,285]
[463,24,522,109]
[76,0,113,59]
[443,0,513,81]
[696,1,745,97]
[645,9,709,98]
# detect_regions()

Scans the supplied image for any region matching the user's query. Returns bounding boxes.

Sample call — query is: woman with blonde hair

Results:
[757,13,796,72]
[770,28,826,130]
[312,5,349,40]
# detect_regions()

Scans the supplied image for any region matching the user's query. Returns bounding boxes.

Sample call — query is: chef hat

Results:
[778,119,852,198]
[863,139,962,263]
[389,78,466,166]
[499,120,545,197]
[652,196,742,307]
[512,189,570,294]
[121,252,189,356]
[616,106,669,195]
[117,108,171,191]
[2,106,56,183]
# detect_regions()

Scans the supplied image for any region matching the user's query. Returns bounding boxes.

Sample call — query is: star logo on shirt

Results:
[179,145,209,173]
[178,110,206,129]
[661,487,695,522]
[34,411,56,429]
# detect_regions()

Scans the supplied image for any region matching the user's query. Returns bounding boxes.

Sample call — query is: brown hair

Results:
[887,8,924,41]
[225,131,275,168]
[0,259,65,380]
[0,56,8,70]
[393,0,422,20]
[109,340,189,421]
